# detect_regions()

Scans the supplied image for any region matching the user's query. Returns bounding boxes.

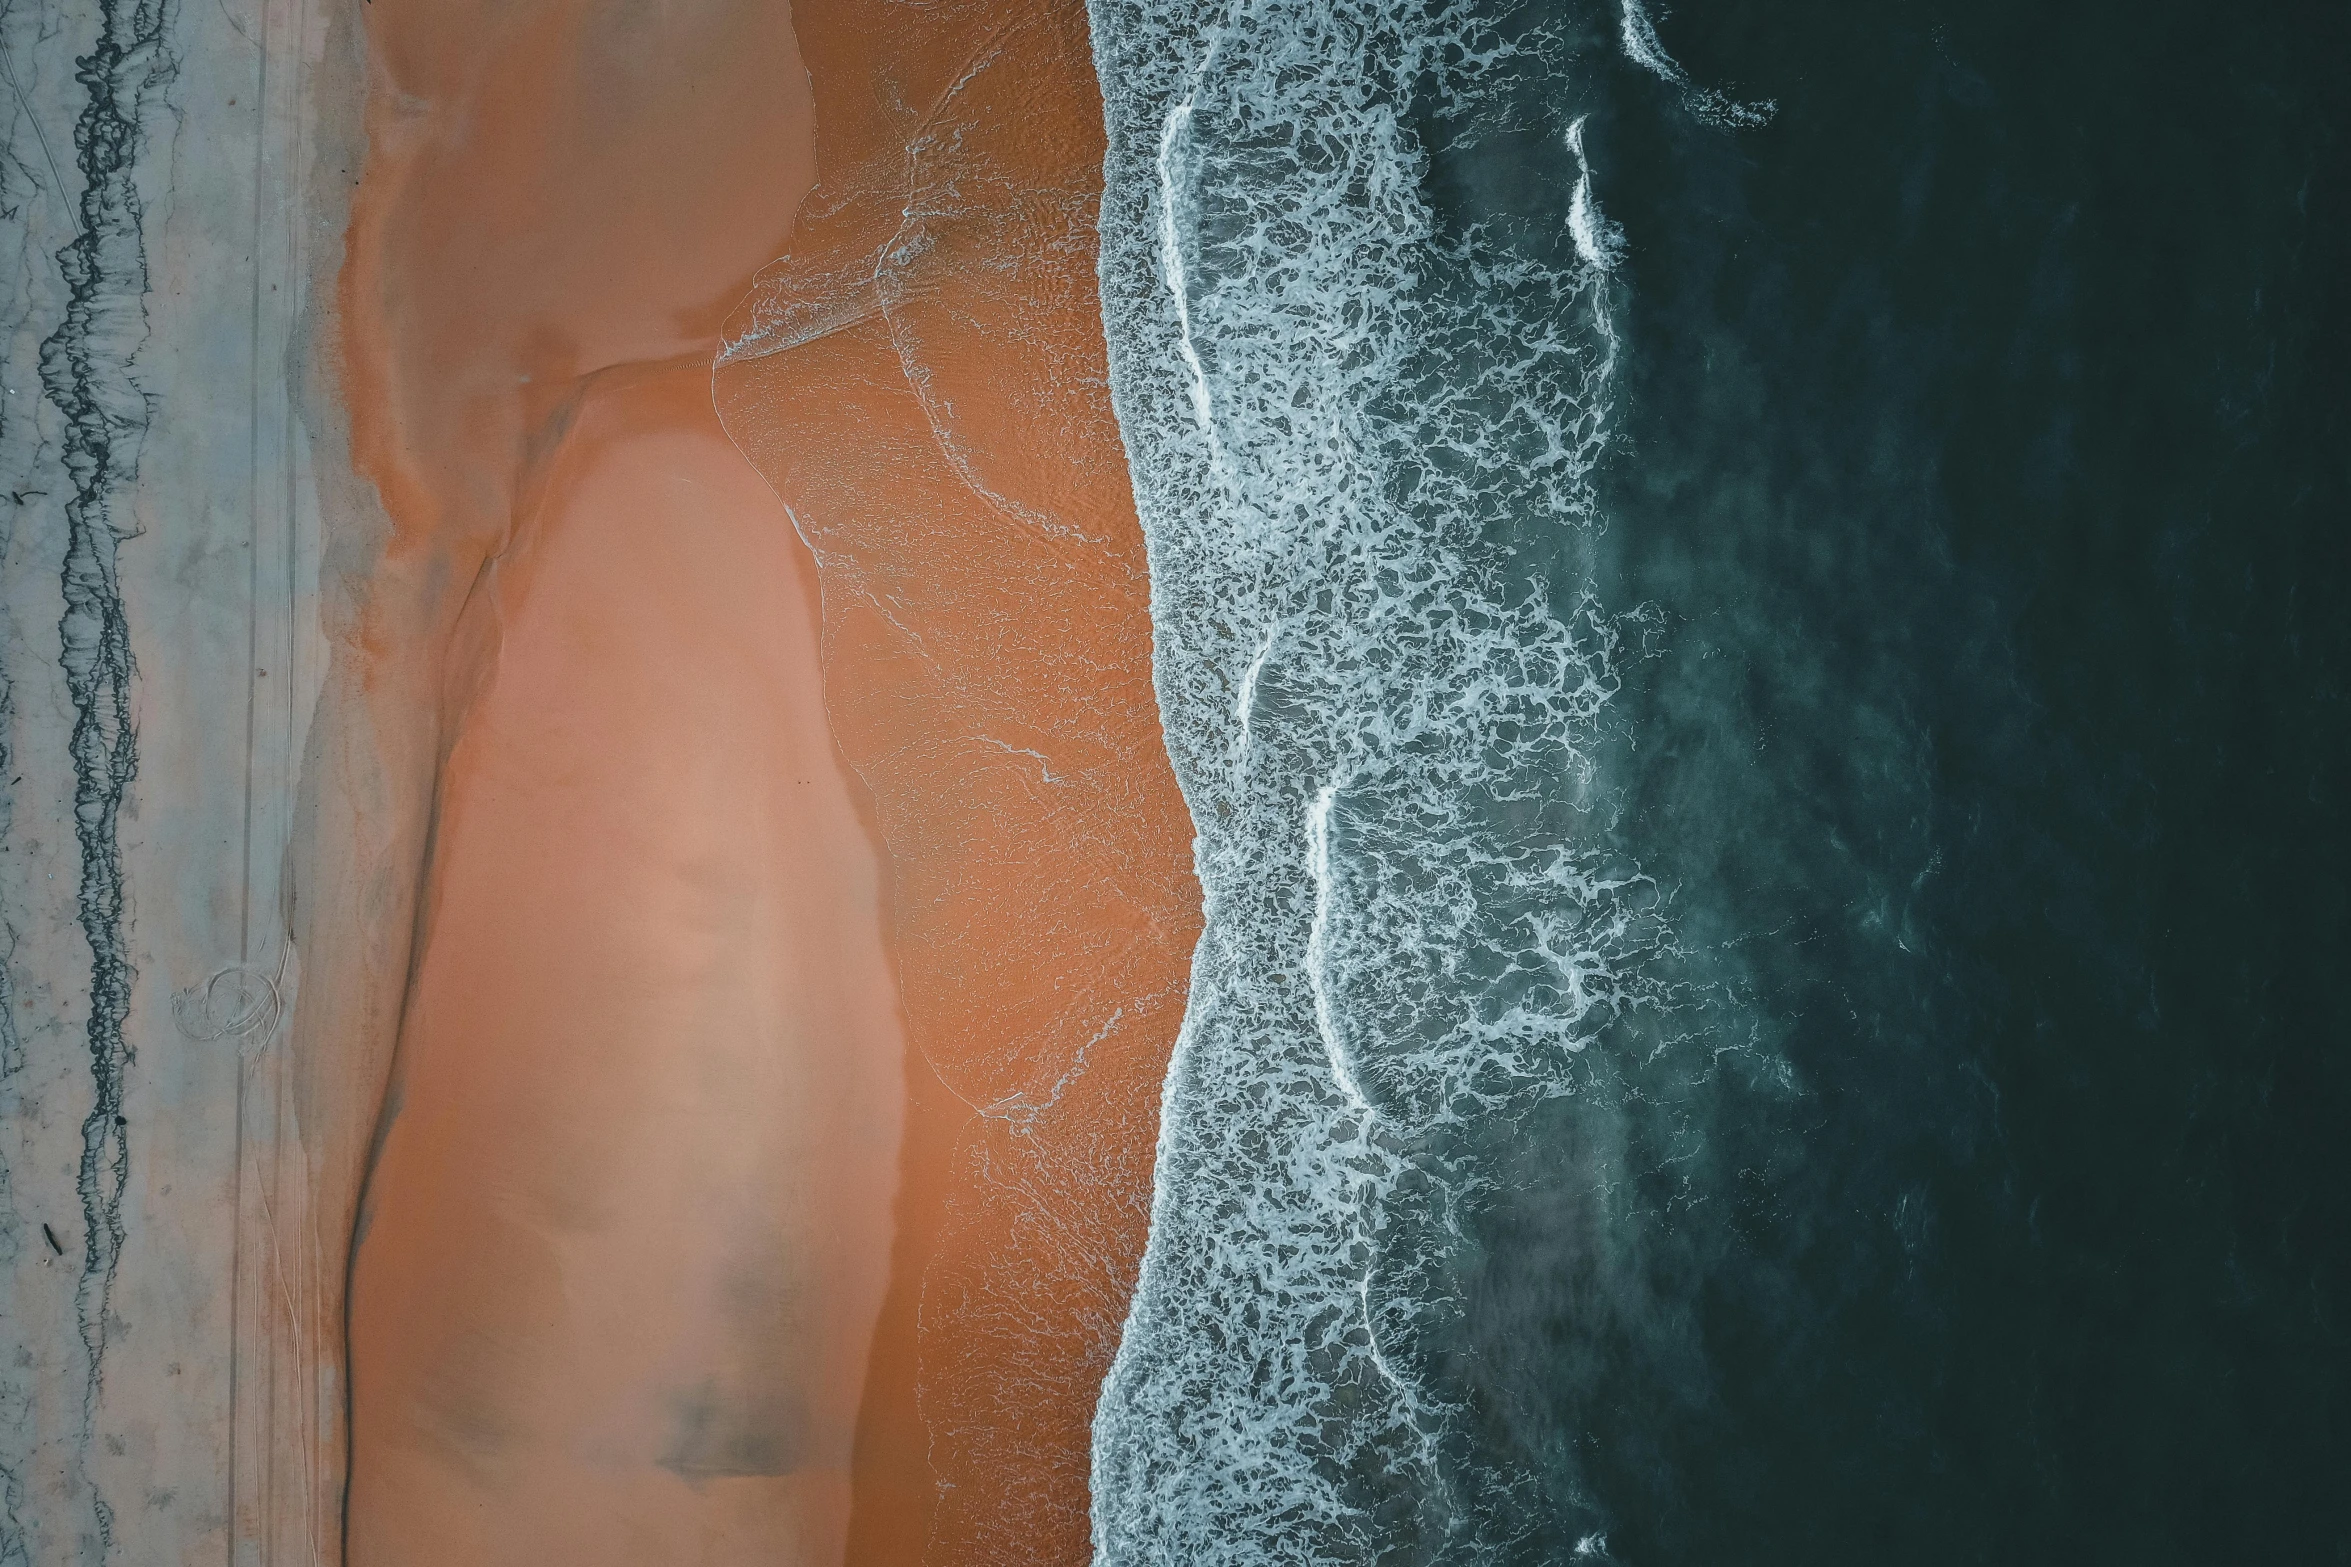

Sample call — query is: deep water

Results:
[1457,3,2350,1562]
[1088,1,2348,1562]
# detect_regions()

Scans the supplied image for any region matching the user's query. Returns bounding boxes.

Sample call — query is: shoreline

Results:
[715,0,1202,1559]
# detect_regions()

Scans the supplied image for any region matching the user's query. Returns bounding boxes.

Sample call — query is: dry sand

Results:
[334,0,909,1560]
[346,363,903,1564]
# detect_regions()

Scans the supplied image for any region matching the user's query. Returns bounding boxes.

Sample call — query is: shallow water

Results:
[1088,0,2347,1560]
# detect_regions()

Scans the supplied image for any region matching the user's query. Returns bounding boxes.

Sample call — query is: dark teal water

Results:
[1084,1,2345,1559]
[1447,3,2349,1561]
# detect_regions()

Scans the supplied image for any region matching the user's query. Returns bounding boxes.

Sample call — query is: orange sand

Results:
[714,2,1203,1563]
[331,0,911,1560]
[344,364,904,1564]
[321,0,1196,1558]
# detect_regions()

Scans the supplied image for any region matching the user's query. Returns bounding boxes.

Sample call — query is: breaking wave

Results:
[1086,0,1703,1557]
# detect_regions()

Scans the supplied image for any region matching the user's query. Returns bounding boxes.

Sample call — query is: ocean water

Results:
[1086,0,2348,1562]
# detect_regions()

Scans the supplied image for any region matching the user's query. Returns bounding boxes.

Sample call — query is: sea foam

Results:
[1087,1,1679,1557]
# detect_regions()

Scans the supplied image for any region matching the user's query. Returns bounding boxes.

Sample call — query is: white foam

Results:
[1304,782,1376,1119]
[1617,0,1778,129]
[1566,116,1628,274]
[1618,0,1690,84]
[1158,99,1221,451]
[1086,0,1679,1556]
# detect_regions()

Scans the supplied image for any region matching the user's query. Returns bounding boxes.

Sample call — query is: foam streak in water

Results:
[1304,783,1374,1120]
[1565,116,1626,274]
[1617,0,1777,129]
[1087,0,1679,1557]
[1616,0,1685,82]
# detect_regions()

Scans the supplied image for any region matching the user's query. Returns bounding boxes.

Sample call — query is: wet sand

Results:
[331,0,909,1560]
[714,1,1203,1561]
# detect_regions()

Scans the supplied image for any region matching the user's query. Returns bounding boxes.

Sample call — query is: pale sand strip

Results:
[346,362,902,1564]
[328,0,913,1560]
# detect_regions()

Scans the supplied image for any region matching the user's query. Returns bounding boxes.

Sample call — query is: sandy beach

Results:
[321,0,1196,1559]
[346,361,903,1564]
[715,2,1201,1561]
[331,0,910,1560]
